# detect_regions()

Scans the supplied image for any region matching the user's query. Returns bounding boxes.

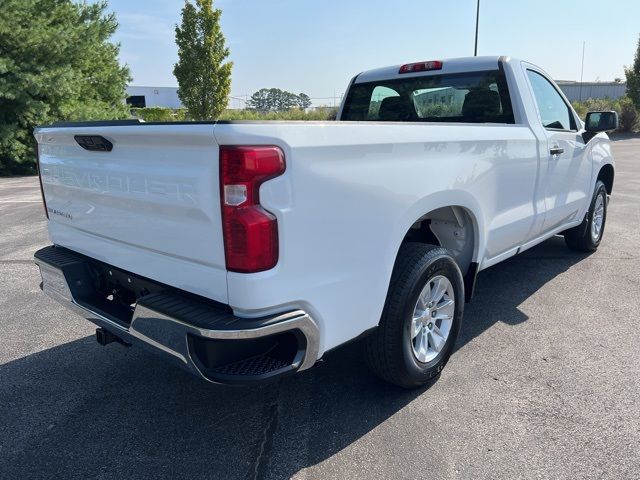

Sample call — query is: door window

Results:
[526,70,575,131]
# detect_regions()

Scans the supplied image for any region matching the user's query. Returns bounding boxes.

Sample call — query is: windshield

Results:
[341,70,514,124]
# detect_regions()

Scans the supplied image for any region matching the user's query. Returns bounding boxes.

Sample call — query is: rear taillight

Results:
[220,146,285,273]
[35,143,49,219]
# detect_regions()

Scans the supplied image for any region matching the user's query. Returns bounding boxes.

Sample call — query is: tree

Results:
[0,0,130,175]
[297,93,312,110]
[173,0,232,120]
[246,89,272,111]
[625,34,640,109]
[276,90,300,111]
[246,88,311,112]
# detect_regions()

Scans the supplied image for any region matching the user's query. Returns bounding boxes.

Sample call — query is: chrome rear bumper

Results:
[34,246,319,384]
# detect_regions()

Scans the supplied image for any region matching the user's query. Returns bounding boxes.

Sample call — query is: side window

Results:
[368,86,400,119]
[527,70,574,130]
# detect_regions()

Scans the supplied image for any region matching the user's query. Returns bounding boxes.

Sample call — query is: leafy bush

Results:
[0,0,130,176]
[571,98,618,119]
[571,96,638,132]
[131,108,188,122]
[625,34,640,109]
[618,97,639,132]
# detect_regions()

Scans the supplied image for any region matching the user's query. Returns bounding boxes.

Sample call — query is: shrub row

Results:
[132,100,638,132]
[571,96,638,132]
[130,107,338,122]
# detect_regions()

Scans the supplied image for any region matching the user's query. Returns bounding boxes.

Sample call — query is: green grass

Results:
[130,107,338,122]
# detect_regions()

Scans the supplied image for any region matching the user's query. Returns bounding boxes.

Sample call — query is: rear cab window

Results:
[341,70,514,124]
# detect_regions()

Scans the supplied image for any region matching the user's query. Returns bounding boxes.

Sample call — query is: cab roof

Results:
[355,56,514,84]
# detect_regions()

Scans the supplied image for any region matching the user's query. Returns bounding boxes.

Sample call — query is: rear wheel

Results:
[564,180,608,252]
[364,243,464,388]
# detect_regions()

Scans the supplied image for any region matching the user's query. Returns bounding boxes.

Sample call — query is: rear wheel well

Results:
[597,164,614,194]
[401,206,476,277]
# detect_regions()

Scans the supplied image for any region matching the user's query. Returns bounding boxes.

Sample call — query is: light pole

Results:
[579,41,585,102]
[474,0,480,56]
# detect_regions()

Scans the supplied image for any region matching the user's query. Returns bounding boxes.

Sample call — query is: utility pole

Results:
[579,41,585,102]
[474,0,480,56]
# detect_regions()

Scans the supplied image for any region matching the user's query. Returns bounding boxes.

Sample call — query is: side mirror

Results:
[583,111,618,143]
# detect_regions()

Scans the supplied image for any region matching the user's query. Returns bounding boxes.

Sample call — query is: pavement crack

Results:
[247,387,281,480]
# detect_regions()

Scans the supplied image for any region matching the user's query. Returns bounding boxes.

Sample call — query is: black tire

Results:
[564,180,608,252]
[364,243,464,388]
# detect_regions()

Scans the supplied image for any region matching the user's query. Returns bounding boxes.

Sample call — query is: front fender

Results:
[588,134,615,192]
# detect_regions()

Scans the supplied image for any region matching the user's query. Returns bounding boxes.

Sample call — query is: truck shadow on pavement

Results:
[0,236,591,480]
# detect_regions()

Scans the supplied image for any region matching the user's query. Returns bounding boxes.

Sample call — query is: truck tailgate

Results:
[34,124,228,303]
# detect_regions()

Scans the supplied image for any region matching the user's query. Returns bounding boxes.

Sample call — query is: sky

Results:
[105,0,640,105]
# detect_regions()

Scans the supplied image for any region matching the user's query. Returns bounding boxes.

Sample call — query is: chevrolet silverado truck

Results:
[33,56,617,388]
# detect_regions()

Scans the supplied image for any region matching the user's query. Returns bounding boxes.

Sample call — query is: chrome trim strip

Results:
[34,256,320,380]
[131,304,319,371]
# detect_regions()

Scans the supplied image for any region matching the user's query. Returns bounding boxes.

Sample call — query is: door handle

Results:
[549,146,564,156]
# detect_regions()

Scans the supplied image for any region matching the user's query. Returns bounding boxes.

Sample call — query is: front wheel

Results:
[564,180,608,252]
[364,243,464,388]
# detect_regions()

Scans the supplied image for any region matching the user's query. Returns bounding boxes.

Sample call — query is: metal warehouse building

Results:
[556,81,627,102]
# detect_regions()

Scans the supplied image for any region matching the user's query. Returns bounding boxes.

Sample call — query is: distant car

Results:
[33,56,616,388]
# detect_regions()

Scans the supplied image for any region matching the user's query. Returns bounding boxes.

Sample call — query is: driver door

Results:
[526,69,591,233]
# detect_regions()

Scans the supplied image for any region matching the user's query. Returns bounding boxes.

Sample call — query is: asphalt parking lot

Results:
[1,137,639,480]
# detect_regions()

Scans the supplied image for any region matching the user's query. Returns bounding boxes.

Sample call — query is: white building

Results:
[126,86,182,109]
[125,86,247,109]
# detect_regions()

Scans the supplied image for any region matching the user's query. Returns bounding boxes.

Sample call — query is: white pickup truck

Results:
[34,56,617,388]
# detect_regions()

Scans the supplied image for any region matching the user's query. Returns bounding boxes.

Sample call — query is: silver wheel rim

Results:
[410,275,455,363]
[591,193,605,242]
